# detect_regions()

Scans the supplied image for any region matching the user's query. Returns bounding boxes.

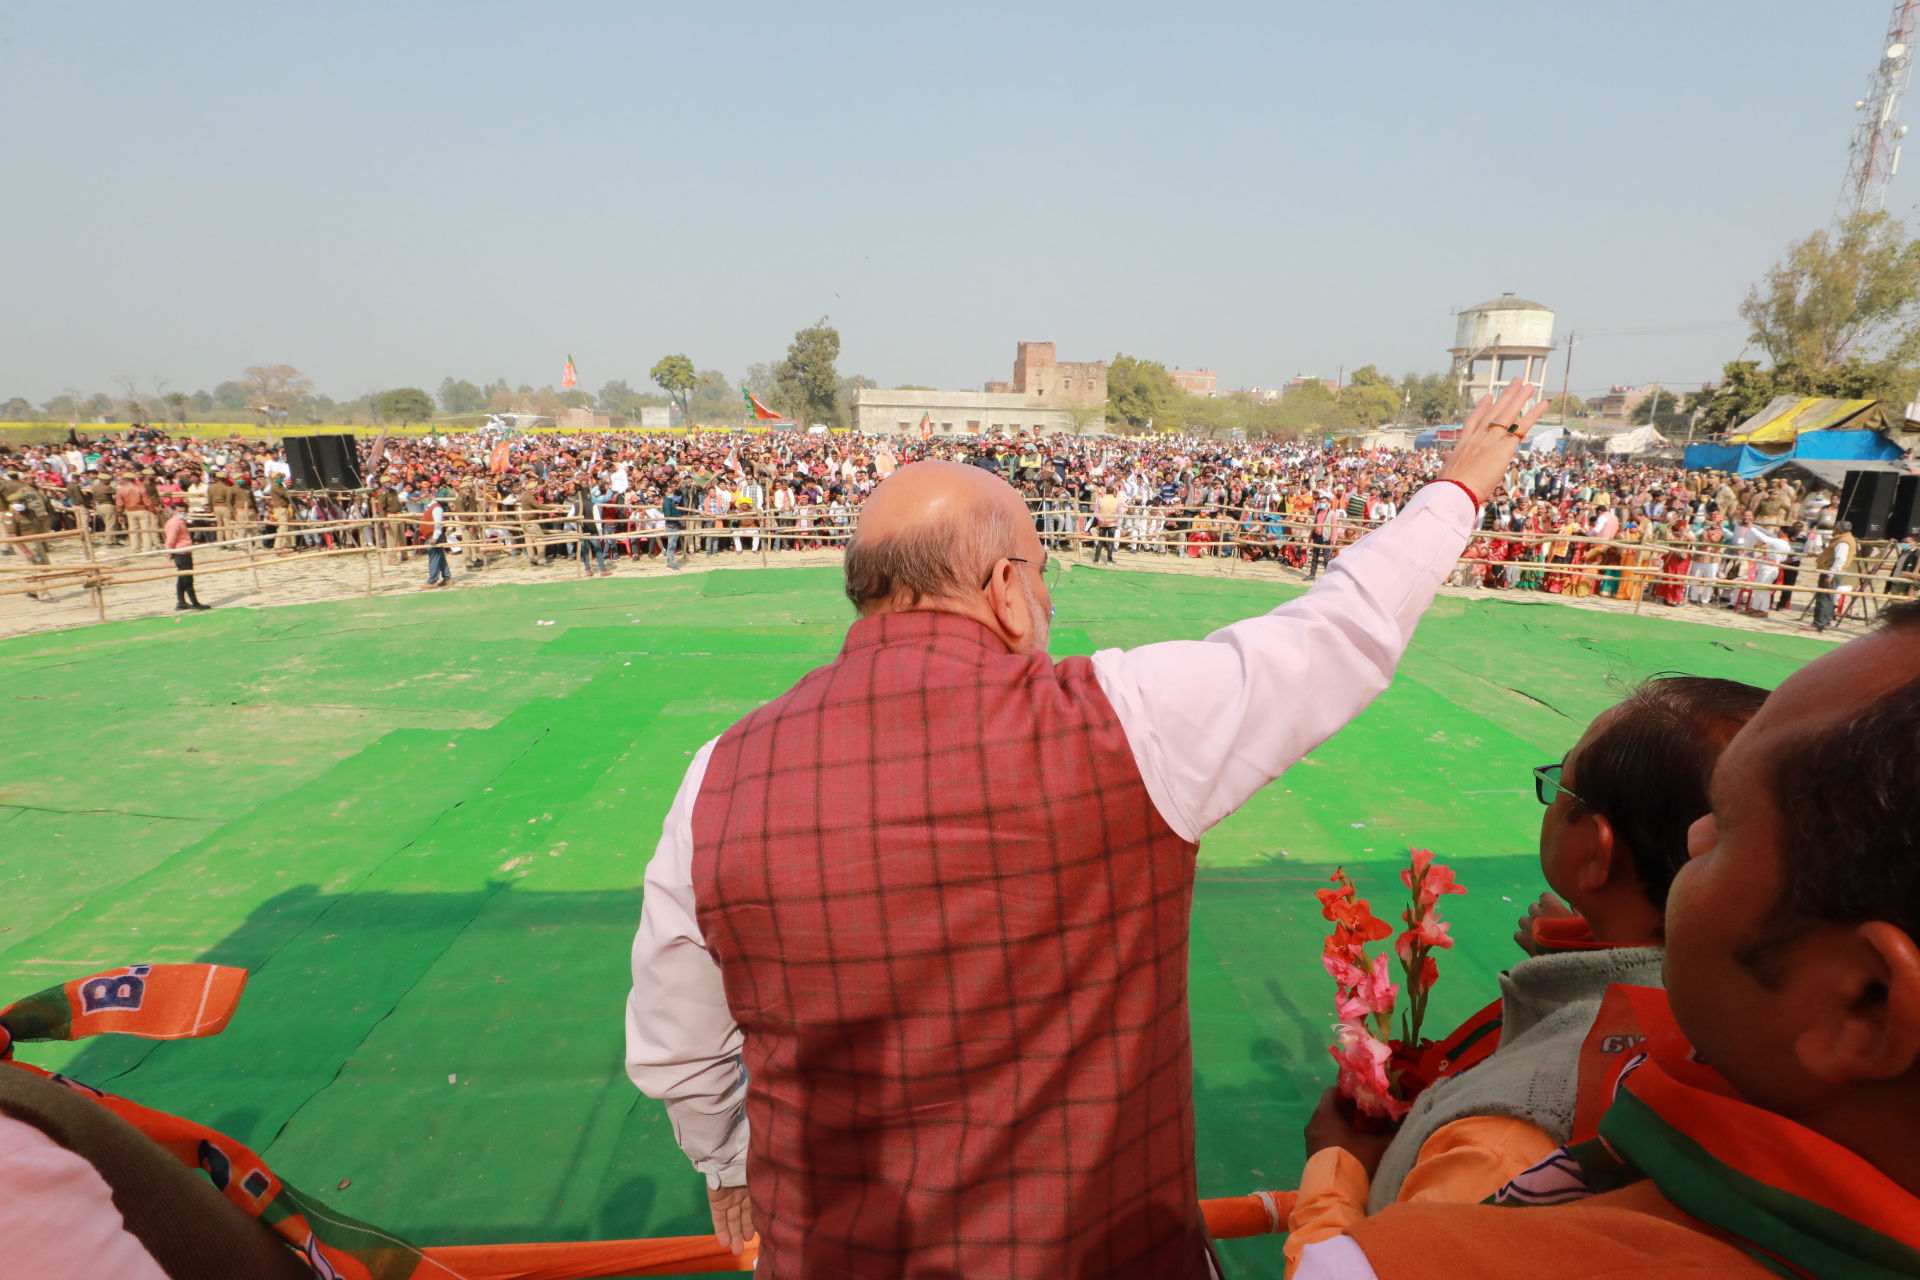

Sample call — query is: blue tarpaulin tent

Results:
[1686,396,1909,476]
[1684,430,1904,477]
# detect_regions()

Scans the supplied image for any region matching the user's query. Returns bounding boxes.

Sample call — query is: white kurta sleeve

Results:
[625,737,749,1187]
[1091,481,1476,842]
[0,1115,168,1280]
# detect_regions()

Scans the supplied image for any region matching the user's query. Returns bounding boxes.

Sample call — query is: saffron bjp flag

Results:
[489,441,511,473]
[743,388,784,421]
[919,411,932,438]
[562,356,579,389]
[0,964,248,1056]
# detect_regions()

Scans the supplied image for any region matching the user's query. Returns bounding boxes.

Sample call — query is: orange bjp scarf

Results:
[1492,985,1920,1280]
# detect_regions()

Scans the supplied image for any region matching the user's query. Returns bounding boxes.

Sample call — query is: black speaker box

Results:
[1889,474,1920,541]
[283,435,362,490]
[282,436,322,490]
[314,434,362,489]
[1839,469,1899,540]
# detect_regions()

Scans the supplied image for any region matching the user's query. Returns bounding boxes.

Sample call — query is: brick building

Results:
[1596,385,1654,424]
[982,342,1108,406]
[1170,367,1217,396]
[852,341,1111,437]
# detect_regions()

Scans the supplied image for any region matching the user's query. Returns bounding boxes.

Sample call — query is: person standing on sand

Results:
[162,508,209,611]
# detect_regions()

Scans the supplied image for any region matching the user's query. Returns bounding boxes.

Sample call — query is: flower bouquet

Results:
[1316,848,1466,1126]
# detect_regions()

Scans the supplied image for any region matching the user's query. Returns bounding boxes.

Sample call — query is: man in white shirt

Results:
[627,383,1545,1276]
[1731,511,1792,619]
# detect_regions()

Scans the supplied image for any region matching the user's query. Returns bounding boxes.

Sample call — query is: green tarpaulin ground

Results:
[0,565,1830,1276]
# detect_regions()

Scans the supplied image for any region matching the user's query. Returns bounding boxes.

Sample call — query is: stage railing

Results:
[3,493,1909,624]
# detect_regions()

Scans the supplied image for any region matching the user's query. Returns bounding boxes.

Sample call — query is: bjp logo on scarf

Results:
[79,965,151,1015]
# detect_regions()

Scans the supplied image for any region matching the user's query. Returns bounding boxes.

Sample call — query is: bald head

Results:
[844,460,1042,615]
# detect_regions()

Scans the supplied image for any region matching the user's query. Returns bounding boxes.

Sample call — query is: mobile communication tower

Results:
[1840,1,1920,219]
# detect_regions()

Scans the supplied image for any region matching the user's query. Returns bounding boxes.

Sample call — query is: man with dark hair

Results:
[627,384,1548,1276]
[1813,519,1857,631]
[1288,603,1920,1279]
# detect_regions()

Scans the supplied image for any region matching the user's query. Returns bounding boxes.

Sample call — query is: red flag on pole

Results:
[562,356,578,389]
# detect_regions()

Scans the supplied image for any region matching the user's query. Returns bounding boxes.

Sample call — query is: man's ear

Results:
[983,560,1028,645]
[1794,922,1920,1085]
[1564,812,1616,894]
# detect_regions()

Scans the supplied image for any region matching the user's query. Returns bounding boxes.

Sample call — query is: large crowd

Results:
[7,413,1920,1280]
[3,424,1914,626]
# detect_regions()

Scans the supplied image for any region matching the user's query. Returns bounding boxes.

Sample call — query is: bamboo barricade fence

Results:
[3,495,1913,625]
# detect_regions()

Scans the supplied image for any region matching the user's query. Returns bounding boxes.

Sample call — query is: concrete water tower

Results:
[1449,294,1556,409]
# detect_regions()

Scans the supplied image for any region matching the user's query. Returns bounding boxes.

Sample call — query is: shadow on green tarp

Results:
[4,566,1836,1279]
[50,883,715,1250]
[38,853,1553,1277]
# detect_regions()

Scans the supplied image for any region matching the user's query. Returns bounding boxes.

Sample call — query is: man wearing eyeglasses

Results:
[625,380,1548,1278]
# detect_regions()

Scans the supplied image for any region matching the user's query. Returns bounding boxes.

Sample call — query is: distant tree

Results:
[163,391,190,426]
[1059,402,1108,435]
[559,389,591,409]
[190,390,214,414]
[688,369,740,425]
[373,387,436,425]
[1,397,34,421]
[1272,379,1357,436]
[1337,368,1401,427]
[596,379,634,414]
[1743,209,1920,370]
[1630,387,1690,433]
[113,375,156,426]
[241,365,313,422]
[743,363,777,398]
[772,318,843,426]
[1399,372,1463,424]
[212,381,249,413]
[438,377,488,415]
[893,384,936,391]
[1688,355,1920,434]
[1542,391,1587,421]
[1107,354,1180,429]
[651,354,699,425]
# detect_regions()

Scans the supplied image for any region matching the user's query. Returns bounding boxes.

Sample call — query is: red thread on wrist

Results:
[1435,478,1481,508]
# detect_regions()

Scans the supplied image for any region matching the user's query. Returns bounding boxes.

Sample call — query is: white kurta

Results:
[625,483,1478,1185]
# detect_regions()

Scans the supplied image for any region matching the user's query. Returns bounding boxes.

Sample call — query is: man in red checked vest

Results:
[1287,604,1920,1280]
[626,384,1546,1277]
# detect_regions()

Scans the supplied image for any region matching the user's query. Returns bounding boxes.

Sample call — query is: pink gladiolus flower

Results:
[1399,912,1455,955]
[1323,950,1400,1016]
[1330,1021,1409,1121]
[1401,848,1466,909]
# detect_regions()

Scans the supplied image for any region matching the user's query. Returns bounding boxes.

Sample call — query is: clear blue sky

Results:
[2,0,1911,405]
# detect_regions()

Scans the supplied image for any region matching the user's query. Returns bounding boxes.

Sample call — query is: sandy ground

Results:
[0,533,1863,644]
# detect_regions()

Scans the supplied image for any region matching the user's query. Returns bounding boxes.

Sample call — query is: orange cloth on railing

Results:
[418,1235,757,1277]
[1201,1190,1298,1238]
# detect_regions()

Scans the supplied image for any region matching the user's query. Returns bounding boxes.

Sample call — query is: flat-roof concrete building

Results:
[849,388,1098,437]
[853,341,1110,436]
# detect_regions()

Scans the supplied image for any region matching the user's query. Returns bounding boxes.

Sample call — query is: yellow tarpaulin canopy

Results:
[1725,396,1896,444]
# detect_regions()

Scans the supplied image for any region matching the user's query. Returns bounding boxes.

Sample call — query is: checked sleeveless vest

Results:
[692,611,1211,1279]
